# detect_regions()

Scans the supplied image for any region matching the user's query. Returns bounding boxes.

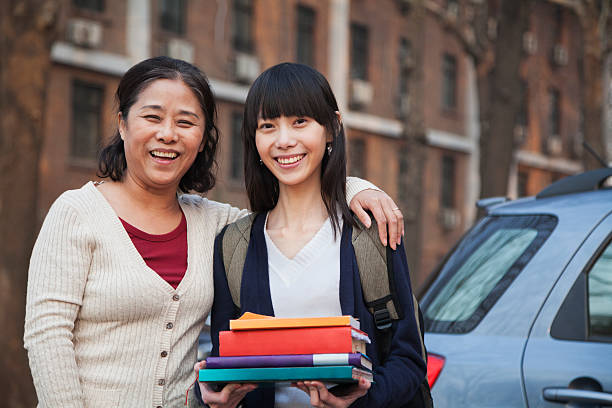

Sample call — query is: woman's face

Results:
[119,78,205,192]
[255,115,330,189]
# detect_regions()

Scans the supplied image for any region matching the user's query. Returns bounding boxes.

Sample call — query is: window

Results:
[441,53,457,110]
[397,38,412,118]
[71,80,104,160]
[350,23,369,80]
[349,139,366,178]
[549,88,561,137]
[74,0,104,12]
[589,241,612,337]
[423,215,557,333]
[441,155,455,209]
[233,0,253,53]
[296,5,316,66]
[518,171,529,197]
[517,81,529,127]
[160,0,186,35]
[230,111,244,181]
[397,145,409,206]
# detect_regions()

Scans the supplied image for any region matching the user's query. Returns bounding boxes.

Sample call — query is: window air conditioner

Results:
[553,44,568,67]
[350,79,373,109]
[234,52,260,83]
[162,38,194,63]
[439,208,460,230]
[523,32,537,55]
[66,19,103,49]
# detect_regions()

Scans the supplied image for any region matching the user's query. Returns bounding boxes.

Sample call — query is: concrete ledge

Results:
[516,150,582,174]
[343,111,403,138]
[51,42,132,77]
[426,128,474,153]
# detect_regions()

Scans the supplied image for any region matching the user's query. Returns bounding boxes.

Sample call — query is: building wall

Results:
[38,0,585,289]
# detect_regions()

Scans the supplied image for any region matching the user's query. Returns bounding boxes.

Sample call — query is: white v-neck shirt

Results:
[264,214,343,407]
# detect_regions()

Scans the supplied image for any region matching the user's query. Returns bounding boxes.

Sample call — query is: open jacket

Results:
[207,213,427,408]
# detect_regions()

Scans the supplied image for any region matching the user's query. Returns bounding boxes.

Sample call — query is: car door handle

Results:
[543,387,612,406]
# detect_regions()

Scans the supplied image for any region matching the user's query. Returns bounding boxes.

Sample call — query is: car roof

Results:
[484,168,612,222]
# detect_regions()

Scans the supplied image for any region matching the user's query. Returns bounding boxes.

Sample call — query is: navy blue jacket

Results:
[207,213,427,407]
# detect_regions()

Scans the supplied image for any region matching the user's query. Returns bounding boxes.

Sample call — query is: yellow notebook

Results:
[229,312,360,331]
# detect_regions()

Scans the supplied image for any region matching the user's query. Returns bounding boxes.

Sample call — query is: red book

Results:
[219,326,369,357]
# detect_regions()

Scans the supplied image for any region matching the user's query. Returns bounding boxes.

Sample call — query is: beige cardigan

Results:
[24,179,371,407]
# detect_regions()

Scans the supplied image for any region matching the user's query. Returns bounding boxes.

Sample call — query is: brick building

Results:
[39,0,587,289]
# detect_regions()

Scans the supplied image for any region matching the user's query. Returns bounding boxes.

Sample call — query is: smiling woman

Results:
[23,57,406,407]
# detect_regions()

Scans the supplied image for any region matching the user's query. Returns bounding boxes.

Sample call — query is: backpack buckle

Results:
[374,307,392,330]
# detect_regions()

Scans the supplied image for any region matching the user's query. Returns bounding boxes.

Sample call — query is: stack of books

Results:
[198,312,373,384]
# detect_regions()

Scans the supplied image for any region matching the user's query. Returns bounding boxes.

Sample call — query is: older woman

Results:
[24,56,404,407]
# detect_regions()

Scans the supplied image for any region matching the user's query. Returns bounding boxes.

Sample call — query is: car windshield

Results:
[422,214,557,333]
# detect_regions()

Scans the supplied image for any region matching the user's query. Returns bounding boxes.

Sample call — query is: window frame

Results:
[441,53,457,110]
[233,0,254,53]
[229,111,244,182]
[296,4,316,66]
[159,0,187,36]
[350,23,369,81]
[70,79,104,162]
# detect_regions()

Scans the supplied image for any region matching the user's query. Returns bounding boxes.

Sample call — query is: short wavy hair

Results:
[98,56,219,193]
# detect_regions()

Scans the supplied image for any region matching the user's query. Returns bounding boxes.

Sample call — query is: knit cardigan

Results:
[24,179,371,407]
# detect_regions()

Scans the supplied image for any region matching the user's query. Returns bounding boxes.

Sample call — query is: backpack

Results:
[218,213,433,408]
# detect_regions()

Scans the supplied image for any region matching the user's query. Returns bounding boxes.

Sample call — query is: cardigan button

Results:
[161,351,168,357]
[172,294,180,301]
[158,379,165,386]
[166,322,174,330]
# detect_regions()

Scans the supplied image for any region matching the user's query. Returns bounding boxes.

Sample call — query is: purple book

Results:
[206,353,372,371]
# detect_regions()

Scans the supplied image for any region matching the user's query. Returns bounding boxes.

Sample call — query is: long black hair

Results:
[98,56,219,193]
[242,62,353,235]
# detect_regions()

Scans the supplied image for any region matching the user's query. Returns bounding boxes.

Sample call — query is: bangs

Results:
[244,63,338,133]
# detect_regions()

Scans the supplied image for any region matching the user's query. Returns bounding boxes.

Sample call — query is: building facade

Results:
[40,0,586,289]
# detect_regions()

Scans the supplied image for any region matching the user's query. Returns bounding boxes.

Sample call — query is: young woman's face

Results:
[119,78,205,192]
[255,115,330,189]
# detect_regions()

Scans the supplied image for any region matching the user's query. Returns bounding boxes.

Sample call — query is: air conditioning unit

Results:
[523,32,537,55]
[162,38,194,63]
[234,52,260,83]
[446,2,459,20]
[546,136,563,156]
[553,44,568,66]
[398,94,411,119]
[66,18,103,48]
[439,208,460,230]
[513,124,527,146]
[350,79,374,108]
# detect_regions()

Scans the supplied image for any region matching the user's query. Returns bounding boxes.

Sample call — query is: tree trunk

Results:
[479,0,531,199]
[0,1,59,405]
[580,2,608,169]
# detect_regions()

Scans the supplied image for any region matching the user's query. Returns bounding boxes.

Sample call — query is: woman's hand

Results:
[194,361,257,408]
[350,189,404,249]
[294,378,370,408]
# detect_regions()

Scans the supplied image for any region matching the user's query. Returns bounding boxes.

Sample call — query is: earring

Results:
[259,159,263,165]
[327,144,333,155]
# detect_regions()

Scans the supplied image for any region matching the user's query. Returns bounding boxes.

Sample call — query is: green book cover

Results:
[199,365,373,384]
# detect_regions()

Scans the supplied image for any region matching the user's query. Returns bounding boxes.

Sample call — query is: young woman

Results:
[198,63,426,408]
[24,57,403,407]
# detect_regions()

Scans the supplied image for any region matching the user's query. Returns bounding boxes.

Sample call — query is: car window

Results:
[589,240,612,337]
[423,215,557,334]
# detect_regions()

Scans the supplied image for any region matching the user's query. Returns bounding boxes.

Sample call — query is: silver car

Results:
[421,168,612,407]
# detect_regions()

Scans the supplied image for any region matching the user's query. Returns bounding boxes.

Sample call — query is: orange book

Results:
[229,312,360,331]
[219,326,369,357]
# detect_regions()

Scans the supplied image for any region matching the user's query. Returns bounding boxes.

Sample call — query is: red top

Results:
[120,212,187,289]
